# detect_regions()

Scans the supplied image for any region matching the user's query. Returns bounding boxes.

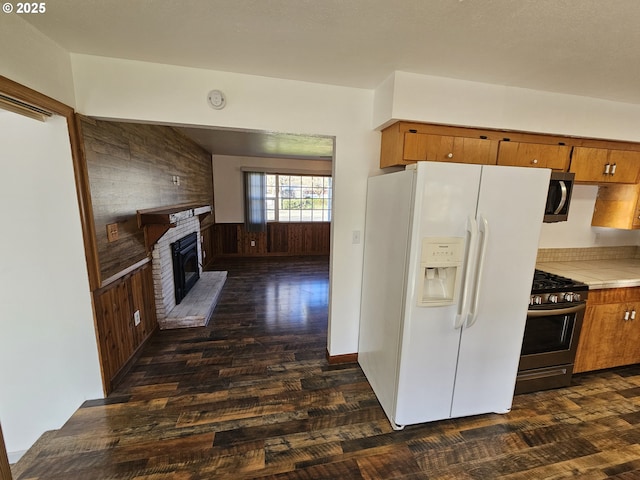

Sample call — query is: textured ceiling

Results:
[177,126,334,161]
[19,0,640,158]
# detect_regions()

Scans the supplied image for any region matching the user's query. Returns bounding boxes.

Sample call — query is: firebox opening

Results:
[172,232,200,304]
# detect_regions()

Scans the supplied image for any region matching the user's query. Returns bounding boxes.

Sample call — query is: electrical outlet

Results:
[251,240,256,247]
[106,223,119,242]
[134,310,141,326]
[352,230,361,244]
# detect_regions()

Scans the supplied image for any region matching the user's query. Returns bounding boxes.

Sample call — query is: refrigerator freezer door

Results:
[450,165,550,418]
[394,162,482,426]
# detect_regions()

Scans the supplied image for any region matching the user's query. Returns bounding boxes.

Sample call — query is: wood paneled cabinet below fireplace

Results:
[93,262,157,392]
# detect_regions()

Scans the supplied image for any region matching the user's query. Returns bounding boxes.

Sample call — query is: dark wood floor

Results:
[12,256,640,479]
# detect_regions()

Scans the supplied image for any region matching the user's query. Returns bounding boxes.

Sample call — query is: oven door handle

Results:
[527,303,586,318]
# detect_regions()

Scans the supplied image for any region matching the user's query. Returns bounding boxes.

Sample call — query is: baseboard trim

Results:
[326,350,358,365]
[109,325,158,393]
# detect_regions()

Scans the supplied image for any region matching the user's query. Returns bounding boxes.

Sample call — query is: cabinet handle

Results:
[447,153,454,159]
[632,310,637,320]
[531,159,538,164]
[610,163,617,176]
[604,163,611,174]
[624,310,630,321]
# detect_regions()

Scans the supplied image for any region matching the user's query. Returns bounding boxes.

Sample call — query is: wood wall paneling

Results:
[79,116,214,283]
[268,223,289,253]
[306,223,331,253]
[211,222,330,258]
[200,224,213,268]
[93,262,158,392]
[241,230,268,254]
[211,223,240,255]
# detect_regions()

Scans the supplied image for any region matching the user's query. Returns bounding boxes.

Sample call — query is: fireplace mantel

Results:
[137,203,211,252]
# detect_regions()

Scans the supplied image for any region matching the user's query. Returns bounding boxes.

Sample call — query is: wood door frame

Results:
[0,76,105,471]
[0,423,11,480]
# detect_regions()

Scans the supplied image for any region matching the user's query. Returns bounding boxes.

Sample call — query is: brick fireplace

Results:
[151,216,202,323]
[138,204,226,330]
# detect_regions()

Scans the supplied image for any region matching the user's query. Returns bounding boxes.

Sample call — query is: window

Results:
[265,174,332,222]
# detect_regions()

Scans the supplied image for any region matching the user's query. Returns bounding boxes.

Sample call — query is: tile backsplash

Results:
[536,245,640,263]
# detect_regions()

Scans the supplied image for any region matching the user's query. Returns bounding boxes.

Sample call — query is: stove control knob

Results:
[531,295,542,305]
[573,293,581,302]
[548,294,559,303]
[564,292,574,302]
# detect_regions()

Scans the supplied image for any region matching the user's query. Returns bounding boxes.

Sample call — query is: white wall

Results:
[0,112,103,460]
[0,14,76,106]
[212,155,332,223]
[375,71,640,142]
[71,54,380,356]
[538,185,639,248]
[375,71,640,248]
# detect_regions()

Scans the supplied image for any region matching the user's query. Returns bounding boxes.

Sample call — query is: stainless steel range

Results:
[515,270,589,394]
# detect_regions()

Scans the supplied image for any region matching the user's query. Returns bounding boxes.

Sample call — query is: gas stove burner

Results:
[532,269,588,294]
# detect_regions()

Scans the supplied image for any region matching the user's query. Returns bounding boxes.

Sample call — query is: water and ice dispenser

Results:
[417,237,464,306]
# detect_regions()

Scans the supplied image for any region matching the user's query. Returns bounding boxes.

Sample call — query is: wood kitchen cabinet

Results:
[591,183,640,229]
[570,147,640,184]
[496,141,571,170]
[380,122,498,168]
[574,287,640,373]
[379,121,640,176]
[403,133,496,165]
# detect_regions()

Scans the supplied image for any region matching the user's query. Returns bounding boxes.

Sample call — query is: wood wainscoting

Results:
[93,261,158,392]
[203,222,330,263]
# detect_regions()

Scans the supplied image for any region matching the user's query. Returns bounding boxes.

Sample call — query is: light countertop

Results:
[536,258,640,290]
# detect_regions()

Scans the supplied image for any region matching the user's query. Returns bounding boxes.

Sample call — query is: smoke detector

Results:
[207,90,226,110]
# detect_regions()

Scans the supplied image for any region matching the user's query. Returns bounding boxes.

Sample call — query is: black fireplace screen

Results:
[171,232,200,304]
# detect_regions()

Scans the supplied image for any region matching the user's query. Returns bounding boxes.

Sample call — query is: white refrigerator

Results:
[358,161,550,430]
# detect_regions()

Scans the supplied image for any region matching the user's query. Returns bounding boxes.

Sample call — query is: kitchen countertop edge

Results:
[536,259,640,290]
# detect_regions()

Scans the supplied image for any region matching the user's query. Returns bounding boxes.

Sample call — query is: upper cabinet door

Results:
[403,133,496,165]
[608,150,640,183]
[497,142,571,170]
[403,133,453,161]
[570,147,640,184]
[455,137,498,165]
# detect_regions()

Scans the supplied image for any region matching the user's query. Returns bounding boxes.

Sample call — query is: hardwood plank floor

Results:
[12,256,640,479]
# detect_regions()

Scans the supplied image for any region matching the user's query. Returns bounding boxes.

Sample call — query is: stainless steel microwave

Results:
[544,171,574,223]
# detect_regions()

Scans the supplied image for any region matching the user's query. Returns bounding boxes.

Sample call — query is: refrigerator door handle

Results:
[455,216,478,329]
[466,214,489,329]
